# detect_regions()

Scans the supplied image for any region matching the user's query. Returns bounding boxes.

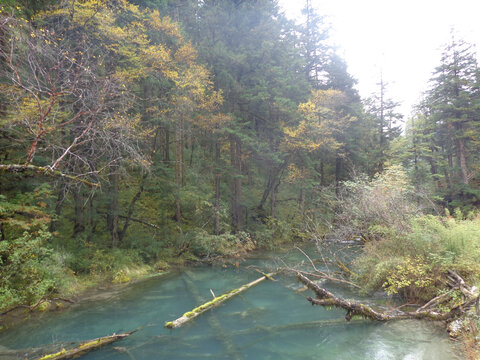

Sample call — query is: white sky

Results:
[278,0,480,118]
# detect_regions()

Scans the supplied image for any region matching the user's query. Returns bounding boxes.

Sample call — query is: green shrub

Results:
[353,215,480,301]
[0,226,65,311]
[189,231,255,258]
[88,248,143,276]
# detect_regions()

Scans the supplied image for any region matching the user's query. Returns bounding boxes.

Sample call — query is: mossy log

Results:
[33,331,135,360]
[182,271,242,360]
[165,273,275,329]
[297,272,477,322]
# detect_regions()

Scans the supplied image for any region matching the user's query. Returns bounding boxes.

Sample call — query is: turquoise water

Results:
[0,250,460,359]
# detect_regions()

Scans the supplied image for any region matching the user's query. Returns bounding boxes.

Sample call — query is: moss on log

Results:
[165,273,275,329]
[297,272,477,322]
[34,331,135,360]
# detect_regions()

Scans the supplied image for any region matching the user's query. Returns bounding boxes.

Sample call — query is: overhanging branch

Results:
[0,164,100,188]
[297,272,476,322]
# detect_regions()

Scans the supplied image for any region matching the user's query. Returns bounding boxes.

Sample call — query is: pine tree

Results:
[425,36,480,186]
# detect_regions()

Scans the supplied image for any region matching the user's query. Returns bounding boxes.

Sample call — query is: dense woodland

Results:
[1,0,480,338]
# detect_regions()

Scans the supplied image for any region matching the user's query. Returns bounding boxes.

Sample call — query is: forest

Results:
[0,0,480,356]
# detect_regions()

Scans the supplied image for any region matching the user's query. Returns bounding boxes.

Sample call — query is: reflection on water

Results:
[0,248,460,359]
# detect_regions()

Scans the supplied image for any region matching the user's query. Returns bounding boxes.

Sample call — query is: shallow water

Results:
[0,249,461,359]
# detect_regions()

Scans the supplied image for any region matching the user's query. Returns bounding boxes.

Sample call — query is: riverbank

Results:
[0,267,172,334]
[1,241,477,359]
[0,250,463,360]
[0,241,263,334]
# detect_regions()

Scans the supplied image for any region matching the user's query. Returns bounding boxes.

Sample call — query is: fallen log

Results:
[182,271,242,360]
[33,331,135,360]
[165,273,275,329]
[297,272,477,322]
[0,344,74,360]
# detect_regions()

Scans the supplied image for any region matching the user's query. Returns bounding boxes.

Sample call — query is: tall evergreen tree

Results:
[364,76,403,174]
[425,36,480,186]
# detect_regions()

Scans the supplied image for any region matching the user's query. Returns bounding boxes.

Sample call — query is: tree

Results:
[299,0,329,87]
[364,76,403,174]
[404,36,480,209]
[425,36,480,186]
[0,11,140,184]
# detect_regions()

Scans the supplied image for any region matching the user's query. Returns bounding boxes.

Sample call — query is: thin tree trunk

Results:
[258,159,289,215]
[50,182,67,232]
[86,193,96,242]
[230,137,242,232]
[175,117,184,222]
[270,186,276,219]
[456,136,469,185]
[335,155,342,195]
[299,187,305,215]
[164,126,170,163]
[107,164,120,247]
[378,75,385,173]
[189,140,195,167]
[73,188,85,237]
[320,160,325,186]
[119,173,147,242]
[214,140,221,235]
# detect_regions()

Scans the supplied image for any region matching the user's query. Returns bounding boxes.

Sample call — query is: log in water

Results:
[0,248,460,359]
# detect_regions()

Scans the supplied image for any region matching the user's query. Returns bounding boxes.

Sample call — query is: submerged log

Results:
[33,331,135,360]
[297,272,478,322]
[165,273,275,329]
[182,271,242,360]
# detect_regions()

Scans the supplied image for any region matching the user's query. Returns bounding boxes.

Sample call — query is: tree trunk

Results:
[87,193,96,241]
[119,173,147,242]
[50,182,67,232]
[455,136,469,185]
[164,126,170,163]
[297,272,478,322]
[257,159,289,217]
[32,331,135,360]
[378,75,385,173]
[107,164,120,247]
[214,140,221,235]
[257,171,275,215]
[165,273,275,329]
[270,186,276,219]
[270,177,281,219]
[175,117,184,222]
[73,188,85,237]
[299,187,305,215]
[335,154,342,195]
[230,137,242,232]
[320,159,325,186]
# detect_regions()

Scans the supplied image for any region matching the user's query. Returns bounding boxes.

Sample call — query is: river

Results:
[0,247,460,359]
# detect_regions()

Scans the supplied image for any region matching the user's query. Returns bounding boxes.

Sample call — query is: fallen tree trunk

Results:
[297,272,477,322]
[182,271,242,360]
[0,297,75,317]
[165,273,275,329]
[33,331,135,360]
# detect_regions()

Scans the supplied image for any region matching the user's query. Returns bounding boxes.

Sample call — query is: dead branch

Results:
[279,260,361,289]
[297,272,477,322]
[0,295,75,316]
[0,164,100,187]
